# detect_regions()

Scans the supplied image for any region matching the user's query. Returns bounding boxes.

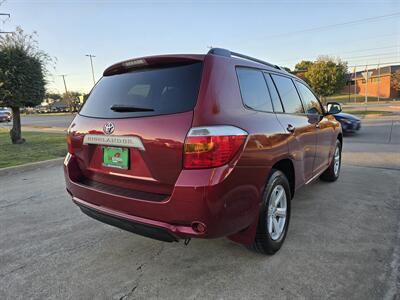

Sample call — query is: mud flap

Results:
[227,215,259,245]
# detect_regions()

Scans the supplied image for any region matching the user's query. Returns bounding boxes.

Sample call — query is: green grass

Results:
[21,112,75,117]
[0,131,67,168]
[326,94,396,103]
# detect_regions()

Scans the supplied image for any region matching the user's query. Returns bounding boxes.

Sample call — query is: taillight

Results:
[66,134,74,154]
[183,126,248,169]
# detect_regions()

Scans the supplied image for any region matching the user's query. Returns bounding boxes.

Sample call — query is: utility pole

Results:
[59,74,72,112]
[0,13,12,34]
[85,54,96,85]
[60,74,68,95]
[377,63,380,102]
[353,66,357,102]
[361,66,373,110]
[365,65,368,104]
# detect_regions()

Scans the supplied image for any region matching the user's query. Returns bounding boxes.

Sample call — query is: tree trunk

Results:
[10,106,25,144]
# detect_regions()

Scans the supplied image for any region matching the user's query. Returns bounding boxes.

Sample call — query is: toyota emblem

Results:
[103,122,115,135]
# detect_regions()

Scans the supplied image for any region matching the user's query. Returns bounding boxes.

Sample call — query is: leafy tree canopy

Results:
[0,27,50,108]
[65,91,82,98]
[305,56,347,99]
[294,60,313,72]
[0,27,51,143]
[45,92,62,100]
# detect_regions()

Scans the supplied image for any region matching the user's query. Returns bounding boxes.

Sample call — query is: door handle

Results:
[287,124,295,133]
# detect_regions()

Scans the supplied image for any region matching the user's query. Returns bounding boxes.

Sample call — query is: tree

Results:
[63,91,81,112]
[0,27,50,143]
[294,60,313,72]
[305,56,347,102]
[391,70,400,96]
[45,92,62,101]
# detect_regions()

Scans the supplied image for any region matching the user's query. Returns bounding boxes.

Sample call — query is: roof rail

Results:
[208,48,282,70]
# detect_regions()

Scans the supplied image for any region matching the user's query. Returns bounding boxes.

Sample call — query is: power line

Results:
[348,61,400,67]
[347,56,400,63]
[338,45,400,54]
[260,11,400,39]
[274,41,400,65]
[274,35,400,64]
[342,51,400,60]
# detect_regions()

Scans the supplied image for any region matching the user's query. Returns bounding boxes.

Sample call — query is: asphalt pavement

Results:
[20,114,75,128]
[0,115,399,299]
[0,114,75,131]
[343,102,400,113]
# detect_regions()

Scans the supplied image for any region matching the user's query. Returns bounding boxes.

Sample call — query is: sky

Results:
[1,0,399,94]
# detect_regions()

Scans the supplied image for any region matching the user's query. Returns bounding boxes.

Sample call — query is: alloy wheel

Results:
[333,145,341,176]
[267,185,287,241]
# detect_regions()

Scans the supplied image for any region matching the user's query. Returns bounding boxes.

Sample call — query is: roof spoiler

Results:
[103,55,203,76]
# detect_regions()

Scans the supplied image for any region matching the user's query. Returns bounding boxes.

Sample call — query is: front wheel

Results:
[320,139,342,182]
[248,169,291,255]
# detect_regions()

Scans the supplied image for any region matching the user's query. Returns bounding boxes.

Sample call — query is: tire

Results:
[248,169,291,255]
[320,139,342,182]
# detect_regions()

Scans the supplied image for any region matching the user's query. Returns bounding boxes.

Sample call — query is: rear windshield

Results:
[79,62,203,118]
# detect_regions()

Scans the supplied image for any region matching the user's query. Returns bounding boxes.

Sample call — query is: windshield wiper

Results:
[110,104,154,112]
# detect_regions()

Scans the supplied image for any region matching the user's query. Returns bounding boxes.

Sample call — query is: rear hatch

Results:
[68,56,204,197]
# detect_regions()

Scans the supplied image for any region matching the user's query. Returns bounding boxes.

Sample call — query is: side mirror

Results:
[326,102,342,115]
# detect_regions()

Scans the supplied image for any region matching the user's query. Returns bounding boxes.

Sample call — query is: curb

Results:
[0,157,65,177]
[0,126,67,133]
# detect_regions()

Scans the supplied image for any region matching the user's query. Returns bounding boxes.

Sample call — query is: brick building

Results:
[343,65,400,98]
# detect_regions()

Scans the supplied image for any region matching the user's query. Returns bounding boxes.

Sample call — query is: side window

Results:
[236,68,274,112]
[270,74,304,114]
[296,82,323,115]
[264,73,284,112]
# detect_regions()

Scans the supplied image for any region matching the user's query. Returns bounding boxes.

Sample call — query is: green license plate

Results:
[102,147,129,169]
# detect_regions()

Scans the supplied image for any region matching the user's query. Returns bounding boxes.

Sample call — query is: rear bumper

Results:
[75,198,179,242]
[64,153,266,241]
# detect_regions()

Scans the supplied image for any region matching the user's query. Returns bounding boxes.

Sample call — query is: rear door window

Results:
[295,81,323,115]
[271,74,304,114]
[236,68,274,112]
[79,62,202,118]
[264,73,284,112]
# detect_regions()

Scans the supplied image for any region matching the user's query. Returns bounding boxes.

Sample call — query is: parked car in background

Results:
[334,112,361,133]
[51,100,70,112]
[34,105,51,114]
[64,48,343,255]
[0,108,12,122]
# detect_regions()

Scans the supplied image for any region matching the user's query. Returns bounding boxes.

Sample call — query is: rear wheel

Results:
[320,139,342,182]
[248,169,291,255]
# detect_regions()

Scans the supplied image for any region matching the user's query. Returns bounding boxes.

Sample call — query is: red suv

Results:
[64,48,342,254]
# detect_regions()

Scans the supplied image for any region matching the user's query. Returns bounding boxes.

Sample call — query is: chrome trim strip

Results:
[64,153,72,166]
[83,134,145,150]
[305,168,326,185]
[108,171,158,182]
[188,125,248,137]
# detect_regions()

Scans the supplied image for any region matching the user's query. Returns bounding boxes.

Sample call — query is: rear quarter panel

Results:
[192,55,292,241]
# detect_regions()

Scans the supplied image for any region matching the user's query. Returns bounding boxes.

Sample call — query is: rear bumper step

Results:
[76,200,178,242]
[78,178,169,202]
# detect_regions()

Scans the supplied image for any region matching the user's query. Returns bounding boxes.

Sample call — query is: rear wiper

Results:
[110,104,154,112]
